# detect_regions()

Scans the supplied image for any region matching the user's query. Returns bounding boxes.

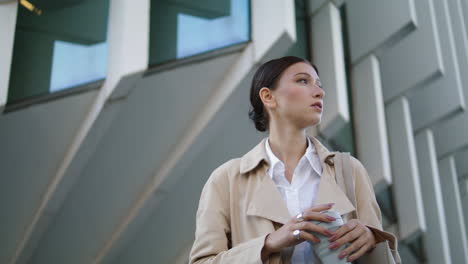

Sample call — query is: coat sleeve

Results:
[189,165,267,264]
[351,157,401,263]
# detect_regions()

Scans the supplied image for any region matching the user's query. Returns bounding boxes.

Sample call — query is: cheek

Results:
[276,87,309,119]
[281,86,307,103]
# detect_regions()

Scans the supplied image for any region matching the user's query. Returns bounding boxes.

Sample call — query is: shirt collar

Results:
[265,137,321,178]
[239,136,336,175]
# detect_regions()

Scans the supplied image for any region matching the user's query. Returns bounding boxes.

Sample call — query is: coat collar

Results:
[243,136,355,224]
[265,137,323,178]
[240,136,336,174]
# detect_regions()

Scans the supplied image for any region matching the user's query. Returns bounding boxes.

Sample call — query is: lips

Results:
[311,102,322,110]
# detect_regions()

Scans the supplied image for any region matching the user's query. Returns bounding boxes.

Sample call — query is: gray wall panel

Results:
[311,2,350,138]
[438,156,468,263]
[461,178,468,241]
[461,0,468,38]
[307,0,327,15]
[351,55,392,192]
[408,0,465,131]
[455,148,468,178]
[379,0,442,103]
[385,97,426,240]
[433,113,468,158]
[414,129,451,264]
[447,0,468,95]
[0,90,97,264]
[346,0,416,63]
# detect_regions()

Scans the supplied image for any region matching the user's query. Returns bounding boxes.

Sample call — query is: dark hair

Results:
[248,56,318,132]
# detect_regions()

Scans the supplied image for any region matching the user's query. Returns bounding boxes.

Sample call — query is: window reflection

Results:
[50,41,107,92]
[7,0,110,104]
[150,0,250,66]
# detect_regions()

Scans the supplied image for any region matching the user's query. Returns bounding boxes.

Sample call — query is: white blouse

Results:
[265,138,323,264]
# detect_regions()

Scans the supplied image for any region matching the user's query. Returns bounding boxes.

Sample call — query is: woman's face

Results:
[270,62,324,129]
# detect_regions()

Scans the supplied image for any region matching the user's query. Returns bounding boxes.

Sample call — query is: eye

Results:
[297,78,308,84]
[316,79,323,89]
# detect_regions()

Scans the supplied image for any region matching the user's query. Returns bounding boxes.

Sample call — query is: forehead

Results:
[282,62,318,79]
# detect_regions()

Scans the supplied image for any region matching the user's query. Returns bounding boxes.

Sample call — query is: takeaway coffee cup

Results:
[307,210,351,264]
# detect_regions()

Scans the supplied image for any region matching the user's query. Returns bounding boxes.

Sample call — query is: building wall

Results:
[1,0,467,263]
[0,0,297,263]
[308,0,468,263]
[0,1,18,112]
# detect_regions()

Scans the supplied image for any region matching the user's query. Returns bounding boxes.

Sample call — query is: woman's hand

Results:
[261,203,336,261]
[327,219,377,262]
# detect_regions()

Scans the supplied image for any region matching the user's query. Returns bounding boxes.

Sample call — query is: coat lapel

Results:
[310,137,356,216]
[313,166,356,216]
[246,165,291,225]
[241,139,291,224]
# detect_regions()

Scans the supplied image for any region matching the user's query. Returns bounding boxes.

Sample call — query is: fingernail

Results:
[328,242,337,249]
[338,252,346,259]
[325,230,334,237]
[328,203,335,207]
[348,257,354,262]
[326,216,336,221]
[328,235,336,241]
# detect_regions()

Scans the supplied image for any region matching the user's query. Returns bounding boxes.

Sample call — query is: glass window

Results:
[149,0,250,66]
[7,0,110,104]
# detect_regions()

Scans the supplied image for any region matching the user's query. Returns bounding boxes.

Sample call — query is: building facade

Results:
[1,0,467,263]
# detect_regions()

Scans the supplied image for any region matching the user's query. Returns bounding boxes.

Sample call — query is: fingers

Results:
[328,220,357,243]
[309,203,335,212]
[301,210,336,223]
[292,221,334,237]
[290,230,305,243]
[301,203,336,222]
[346,243,371,262]
[289,230,320,244]
[337,235,367,260]
[326,220,376,262]
[328,225,364,250]
[300,230,321,243]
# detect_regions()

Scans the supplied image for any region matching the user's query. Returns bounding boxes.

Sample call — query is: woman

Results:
[189,56,400,264]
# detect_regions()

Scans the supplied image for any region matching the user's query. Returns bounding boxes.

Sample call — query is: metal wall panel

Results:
[414,129,451,263]
[385,97,426,240]
[345,0,417,63]
[311,2,349,138]
[379,0,442,103]
[351,55,392,192]
[438,156,468,263]
[408,0,465,131]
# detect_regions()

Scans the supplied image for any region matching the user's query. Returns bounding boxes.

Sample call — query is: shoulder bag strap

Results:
[335,152,357,219]
[336,153,398,264]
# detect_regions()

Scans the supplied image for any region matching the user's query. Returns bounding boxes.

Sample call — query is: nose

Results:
[314,86,324,99]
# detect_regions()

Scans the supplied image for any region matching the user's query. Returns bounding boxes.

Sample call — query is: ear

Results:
[259,87,276,109]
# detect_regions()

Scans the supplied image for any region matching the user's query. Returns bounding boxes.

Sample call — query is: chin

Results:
[309,119,321,127]
[299,117,321,129]
[309,114,321,124]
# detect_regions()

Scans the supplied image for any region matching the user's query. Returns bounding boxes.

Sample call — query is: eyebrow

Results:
[294,72,321,82]
[294,72,312,77]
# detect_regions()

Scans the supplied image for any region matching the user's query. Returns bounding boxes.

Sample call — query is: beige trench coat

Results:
[190,136,400,264]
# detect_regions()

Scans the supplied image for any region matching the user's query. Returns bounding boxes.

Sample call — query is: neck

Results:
[267,120,308,164]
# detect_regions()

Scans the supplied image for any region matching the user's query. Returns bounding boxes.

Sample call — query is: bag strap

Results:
[335,153,399,264]
[335,152,357,219]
